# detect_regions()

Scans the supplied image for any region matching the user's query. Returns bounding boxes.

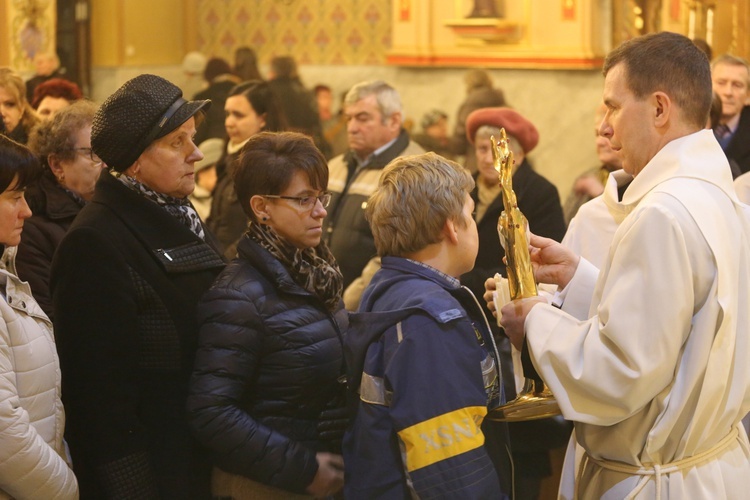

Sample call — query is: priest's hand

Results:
[499,296,547,350]
[528,233,579,289]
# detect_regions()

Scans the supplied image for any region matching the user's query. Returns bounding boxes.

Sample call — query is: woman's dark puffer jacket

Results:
[188,234,347,494]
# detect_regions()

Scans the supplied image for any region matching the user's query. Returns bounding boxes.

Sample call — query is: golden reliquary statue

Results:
[487,129,561,422]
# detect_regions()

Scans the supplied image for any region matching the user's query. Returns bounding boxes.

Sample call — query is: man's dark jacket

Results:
[724,105,750,177]
[324,129,424,288]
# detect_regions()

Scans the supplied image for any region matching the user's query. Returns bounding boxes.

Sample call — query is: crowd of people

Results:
[0,31,749,500]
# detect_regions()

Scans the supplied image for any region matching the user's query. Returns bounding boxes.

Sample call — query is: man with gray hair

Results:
[324,80,424,290]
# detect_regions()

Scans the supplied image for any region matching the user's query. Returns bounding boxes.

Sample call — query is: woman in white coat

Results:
[0,135,78,499]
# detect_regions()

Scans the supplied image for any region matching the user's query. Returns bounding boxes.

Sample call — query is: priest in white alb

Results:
[494,32,750,499]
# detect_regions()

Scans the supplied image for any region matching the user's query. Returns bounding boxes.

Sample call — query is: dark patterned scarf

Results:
[247,222,343,311]
[116,173,205,240]
[57,183,87,208]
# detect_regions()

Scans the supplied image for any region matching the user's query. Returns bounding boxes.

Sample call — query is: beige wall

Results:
[89,0,190,105]
[91,0,185,66]
[91,0,122,66]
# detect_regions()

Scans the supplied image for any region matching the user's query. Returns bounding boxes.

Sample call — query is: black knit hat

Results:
[91,74,211,172]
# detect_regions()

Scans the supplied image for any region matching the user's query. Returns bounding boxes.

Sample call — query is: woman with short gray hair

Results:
[20,100,103,319]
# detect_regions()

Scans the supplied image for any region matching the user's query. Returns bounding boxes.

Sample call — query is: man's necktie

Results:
[715,123,733,149]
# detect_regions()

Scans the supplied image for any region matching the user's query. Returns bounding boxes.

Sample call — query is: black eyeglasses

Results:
[72,147,103,166]
[263,192,332,211]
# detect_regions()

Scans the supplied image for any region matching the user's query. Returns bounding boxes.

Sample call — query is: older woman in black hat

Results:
[50,74,225,499]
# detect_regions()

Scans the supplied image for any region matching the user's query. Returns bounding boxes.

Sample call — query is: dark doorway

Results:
[56,0,91,96]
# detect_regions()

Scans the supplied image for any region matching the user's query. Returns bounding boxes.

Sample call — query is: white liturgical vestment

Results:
[735,170,750,203]
[562,169,632,270]
[526,130,750,499]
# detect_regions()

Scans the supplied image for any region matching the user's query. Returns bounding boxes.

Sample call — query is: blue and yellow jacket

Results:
[343,256,512,499]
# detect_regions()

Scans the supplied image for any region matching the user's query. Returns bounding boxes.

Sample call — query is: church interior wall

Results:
[86,0,606,199]
[5,0,746,201]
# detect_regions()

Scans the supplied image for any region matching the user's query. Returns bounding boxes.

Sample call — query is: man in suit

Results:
[712,53,750,177]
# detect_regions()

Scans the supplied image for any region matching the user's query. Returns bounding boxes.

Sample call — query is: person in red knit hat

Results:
[462,106,569,500]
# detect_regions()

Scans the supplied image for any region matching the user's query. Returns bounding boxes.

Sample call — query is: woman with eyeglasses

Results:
[188,131,348,499]
[20,100,104,319]
[0,135,78,499]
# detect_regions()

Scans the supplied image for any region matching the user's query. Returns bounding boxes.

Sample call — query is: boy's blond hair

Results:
[367,152,474,257]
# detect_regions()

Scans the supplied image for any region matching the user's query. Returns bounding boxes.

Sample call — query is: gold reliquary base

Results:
[487,378,561,422]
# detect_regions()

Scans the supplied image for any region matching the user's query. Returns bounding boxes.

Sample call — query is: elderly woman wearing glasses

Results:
[188,131,348,499]
[50,75,226,498]
[20,100,103,319]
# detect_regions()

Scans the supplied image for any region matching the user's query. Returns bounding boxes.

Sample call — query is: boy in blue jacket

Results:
[343,152,511,499]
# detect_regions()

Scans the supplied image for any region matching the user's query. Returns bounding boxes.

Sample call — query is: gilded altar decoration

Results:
[11,0,53,71]
[444,0,522,44]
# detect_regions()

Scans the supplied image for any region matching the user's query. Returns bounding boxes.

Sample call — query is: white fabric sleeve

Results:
[556,257,599,320]
[522,204,694,425]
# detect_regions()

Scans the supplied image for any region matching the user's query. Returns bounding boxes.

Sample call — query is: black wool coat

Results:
[188,234,347,495]
[50,172,226,499]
